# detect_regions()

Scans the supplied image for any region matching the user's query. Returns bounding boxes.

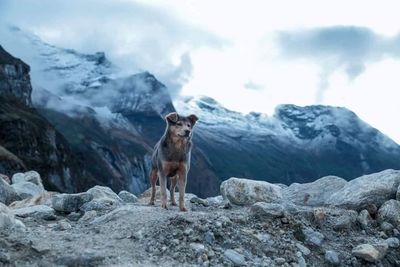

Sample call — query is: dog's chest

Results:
[162,161,185,177]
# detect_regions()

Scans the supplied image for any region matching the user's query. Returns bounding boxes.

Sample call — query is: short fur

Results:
[149,112,198,211]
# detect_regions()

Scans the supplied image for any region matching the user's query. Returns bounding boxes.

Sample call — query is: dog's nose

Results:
[184,130,191,136]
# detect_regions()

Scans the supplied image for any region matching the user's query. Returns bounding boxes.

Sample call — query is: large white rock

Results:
[220,177,282,205]
[11,181,44,199]
[283,176,347,206]
[352,243,388,262]
[326,170,400,210]
[12,205,55,220]
[12,171,44,190]
[378,199,400,227]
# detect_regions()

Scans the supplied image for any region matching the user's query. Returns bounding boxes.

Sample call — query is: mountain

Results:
[1,26,400,197]
[0,45,88,192]
[177,96,400,185]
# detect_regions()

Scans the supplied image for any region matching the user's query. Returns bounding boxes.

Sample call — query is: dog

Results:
[149,112,198,211]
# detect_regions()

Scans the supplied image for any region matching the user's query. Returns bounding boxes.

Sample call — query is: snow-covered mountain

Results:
[1,26,400,197]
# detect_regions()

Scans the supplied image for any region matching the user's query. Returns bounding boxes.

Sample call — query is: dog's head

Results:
[165,112,198,138]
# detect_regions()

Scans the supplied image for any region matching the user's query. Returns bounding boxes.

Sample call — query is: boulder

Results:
[11,181,44,199]
[284,176,347,206]
[0,176,20,205]
[82,186,122,212]
[0,203,25,231]
[140,186,170,199]
[220,177,282,205]
[118,190,138,203]
[11,171,44,190]
[327,169,400,210]
[378,199,400,227]
[12,205,56,220]
[352,243,388,262]
[251,202,285,218]
[52,192,93,212]
[9,191,58,209]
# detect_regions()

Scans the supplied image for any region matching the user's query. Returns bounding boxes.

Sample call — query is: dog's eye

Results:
[187,124,191,128]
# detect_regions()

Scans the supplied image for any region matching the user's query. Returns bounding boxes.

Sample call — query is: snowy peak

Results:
[101,71,175,116]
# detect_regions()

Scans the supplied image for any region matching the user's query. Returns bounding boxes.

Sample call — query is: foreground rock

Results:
[283,176,347,206]
[378,199,400,227]
[220,177,282,205]
[352,243,388,262]
[0,176,20,205]
[81,186,123,212]
[118,190,138,203]
[52,192,93,212]
[11,171,44,190]
[0,203,25,231]
[327,169,400,210]
[12,205,55,220]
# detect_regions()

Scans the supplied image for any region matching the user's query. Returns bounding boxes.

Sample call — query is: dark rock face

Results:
[0,45,32,106]
[0,47,85,193]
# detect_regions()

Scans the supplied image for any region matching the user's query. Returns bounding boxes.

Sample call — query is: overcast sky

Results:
[1,0,400,143]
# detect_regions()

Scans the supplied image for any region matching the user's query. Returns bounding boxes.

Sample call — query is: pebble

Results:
[385,237,400,248]
[224,249,245,266]
[325,250,340,265]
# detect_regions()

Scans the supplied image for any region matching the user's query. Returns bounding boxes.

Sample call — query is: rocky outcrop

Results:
[220,177,282,205]
[378,200,400,227]
[0,47,86,193]
[0,45,32,106]
[326,169,400,210]
[283,176,347,206]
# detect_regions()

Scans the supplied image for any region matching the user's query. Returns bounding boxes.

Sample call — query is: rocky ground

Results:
[1,170,400,266]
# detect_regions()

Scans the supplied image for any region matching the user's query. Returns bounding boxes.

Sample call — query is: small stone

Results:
[184,228,194,236]
[79,210,97,222]
[251,202,285,218]
[118,190,138,203]
[352,243,388,262]
[333,213,357,231]
[55,220,72,231]
[205,231,215,244]
[385,237,400,248]
[380,222,394,233]
[275,257,286,265]
[190,196,209,207]
[313,207,326,221]
[190,243,205,254]
[357,210,371,230]
[297,255,307,267]
[303,227,324,247]
[296,243,311,256]
[67,212,82,222]
[224,249,245,266]
[325,250,340,265]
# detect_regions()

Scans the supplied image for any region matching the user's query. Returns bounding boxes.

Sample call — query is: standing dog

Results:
[149,112,198,211]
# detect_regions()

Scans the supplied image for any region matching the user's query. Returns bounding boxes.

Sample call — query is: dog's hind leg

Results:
[159,172,168,209]
[170,176,178,206]
[149,168,158,205]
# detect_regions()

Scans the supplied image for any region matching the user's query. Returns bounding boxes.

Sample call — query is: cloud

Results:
[0,0,226,99]
[276,26,400,102]
[244,81,265,91]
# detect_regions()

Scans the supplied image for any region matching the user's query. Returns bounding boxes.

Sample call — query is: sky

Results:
[0,0,400,143]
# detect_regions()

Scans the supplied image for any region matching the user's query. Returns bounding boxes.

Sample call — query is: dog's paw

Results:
[180,207,188,212]
[148,201,155,206]
[170,201,177,206]
[161,203,168,209]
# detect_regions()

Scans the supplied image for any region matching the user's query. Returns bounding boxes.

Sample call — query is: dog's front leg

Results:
[177,166,188,212]
[159,172,168,209]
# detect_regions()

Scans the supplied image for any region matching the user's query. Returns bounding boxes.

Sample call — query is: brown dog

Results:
[149,112,198,211]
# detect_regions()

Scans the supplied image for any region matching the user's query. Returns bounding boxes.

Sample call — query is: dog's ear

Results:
[188,114,199,126]
[165,112,179,123]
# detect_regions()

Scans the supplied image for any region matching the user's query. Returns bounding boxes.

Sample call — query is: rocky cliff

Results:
[0,46,87,193]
